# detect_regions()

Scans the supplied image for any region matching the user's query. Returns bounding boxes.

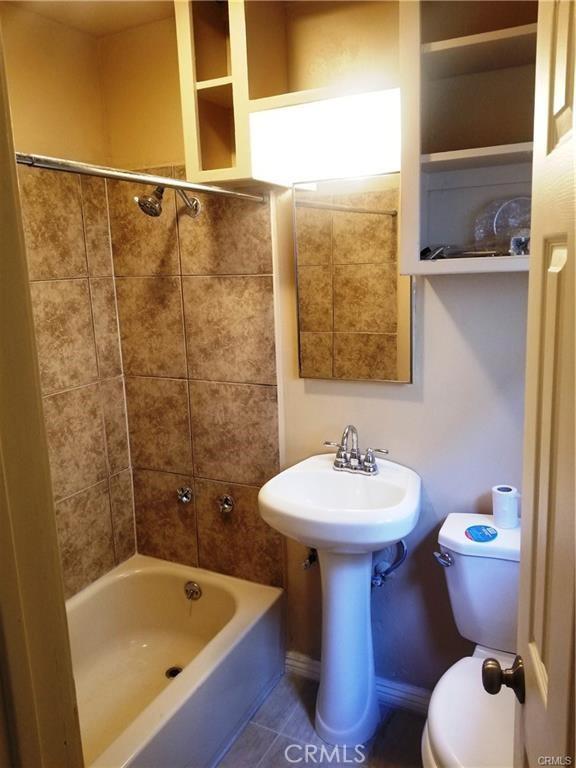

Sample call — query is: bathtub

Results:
[66,554,284,768]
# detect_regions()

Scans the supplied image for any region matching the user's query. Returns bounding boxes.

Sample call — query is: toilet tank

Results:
[438,513,521,653]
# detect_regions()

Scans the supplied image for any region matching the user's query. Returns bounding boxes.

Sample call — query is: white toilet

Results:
[422,513,521,768]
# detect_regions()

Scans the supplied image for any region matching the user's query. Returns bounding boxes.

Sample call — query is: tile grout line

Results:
[105,175,136,560]
[173,169,201,568]
[79,174,121,564]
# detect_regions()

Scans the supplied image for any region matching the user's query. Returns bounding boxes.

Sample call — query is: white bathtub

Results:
[66,554,284,768]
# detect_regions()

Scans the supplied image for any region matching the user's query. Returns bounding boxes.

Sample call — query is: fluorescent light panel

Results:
[249,89,401,186]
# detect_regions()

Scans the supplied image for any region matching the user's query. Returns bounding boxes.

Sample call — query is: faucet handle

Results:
[362,447,389,475]
[323,440,348,469]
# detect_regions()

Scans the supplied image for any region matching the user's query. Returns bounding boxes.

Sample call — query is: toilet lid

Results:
[428,657,515,767]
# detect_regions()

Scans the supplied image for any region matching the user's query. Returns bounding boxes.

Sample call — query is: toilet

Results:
[422,513,521,768]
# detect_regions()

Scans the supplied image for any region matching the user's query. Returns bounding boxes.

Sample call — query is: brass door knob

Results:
[482,655,525,703]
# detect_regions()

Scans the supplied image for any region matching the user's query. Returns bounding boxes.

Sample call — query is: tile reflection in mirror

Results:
[294,174,412,382]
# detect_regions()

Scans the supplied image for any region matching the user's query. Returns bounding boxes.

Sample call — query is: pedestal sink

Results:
[258,453,421,746]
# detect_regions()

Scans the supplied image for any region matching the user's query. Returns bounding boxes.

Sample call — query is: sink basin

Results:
[259,453,421,553]
[258,452,421,747]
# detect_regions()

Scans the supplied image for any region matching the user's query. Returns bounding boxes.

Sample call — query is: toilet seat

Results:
[424,657,515,768]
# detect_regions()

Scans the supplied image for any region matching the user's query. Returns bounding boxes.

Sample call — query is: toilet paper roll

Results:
[492,485,520,529]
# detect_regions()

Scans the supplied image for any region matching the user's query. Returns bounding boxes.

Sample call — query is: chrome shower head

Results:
[134,186,164,217]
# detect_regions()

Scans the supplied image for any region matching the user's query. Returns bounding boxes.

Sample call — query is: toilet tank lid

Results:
[439,513,521,562]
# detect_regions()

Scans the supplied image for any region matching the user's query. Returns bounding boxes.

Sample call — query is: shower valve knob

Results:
[218,495,235,515]
[177,486,193,504]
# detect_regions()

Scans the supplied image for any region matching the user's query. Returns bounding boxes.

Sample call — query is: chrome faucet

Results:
[324,424,389,475]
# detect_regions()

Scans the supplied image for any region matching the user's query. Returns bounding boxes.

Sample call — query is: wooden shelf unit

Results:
[399,0,537,276]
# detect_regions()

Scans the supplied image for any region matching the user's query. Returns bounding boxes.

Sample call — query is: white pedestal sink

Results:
[258,453,421,746]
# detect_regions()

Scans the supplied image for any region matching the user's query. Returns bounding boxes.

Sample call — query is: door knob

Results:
[482,655,525,703]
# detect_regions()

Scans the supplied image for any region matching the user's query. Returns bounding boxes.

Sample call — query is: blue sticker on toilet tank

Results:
[465,525,498,543]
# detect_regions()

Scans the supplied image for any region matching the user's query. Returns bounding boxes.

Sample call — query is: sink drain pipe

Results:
[371,540,407,587]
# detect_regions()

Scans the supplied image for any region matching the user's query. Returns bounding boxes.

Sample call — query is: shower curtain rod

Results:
[295,199,397,216]
[15,152,267,204]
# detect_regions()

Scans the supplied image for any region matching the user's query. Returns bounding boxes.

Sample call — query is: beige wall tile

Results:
[183,276,276,385]
[116,277,187,377]
[332,212,397,265]
[299,332,333,378]
[109,470,136,563]
[189,381,279,485]
[55,481,115,598]
[195,479,283,586]
[81,176,113,276]
[90,277,122,378]
[333,333,397,380]
[99,377,130,474]
[43,384,108,500]
[18,166,87,280]
[133,469,198,565]
[297,266,333,332]
[178,193,273,275]
[108,169,180,276]
[295,207,332,266]
[30,279,98,394]
[125,377,192,474]
[333,263,397,333]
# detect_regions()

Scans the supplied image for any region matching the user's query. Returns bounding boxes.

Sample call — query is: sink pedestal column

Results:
[315,550,380,746]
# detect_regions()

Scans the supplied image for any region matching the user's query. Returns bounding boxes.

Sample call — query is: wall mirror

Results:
[294,174,412,382]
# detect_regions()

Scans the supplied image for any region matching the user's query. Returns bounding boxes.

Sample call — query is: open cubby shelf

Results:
[197,82,235,171]
[192,1,231,82]
[420,0,538,44]
[244,0,398,101]
[422,23,537,80]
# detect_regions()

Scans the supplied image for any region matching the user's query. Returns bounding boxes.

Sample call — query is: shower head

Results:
[134,186,164,217]
[134,185,201,218]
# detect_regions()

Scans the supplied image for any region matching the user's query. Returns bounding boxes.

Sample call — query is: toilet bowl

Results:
[423,514,521,768]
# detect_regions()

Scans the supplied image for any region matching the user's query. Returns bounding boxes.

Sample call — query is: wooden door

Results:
[516,1,575,765]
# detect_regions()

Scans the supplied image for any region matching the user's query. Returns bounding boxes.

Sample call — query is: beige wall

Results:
[98,17,185,169]
[1,4,107,163]
[274,190,528,688]
[1,6,184,169]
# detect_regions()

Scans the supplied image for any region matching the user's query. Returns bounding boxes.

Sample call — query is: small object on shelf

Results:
[474,196,531,252]
[510,232,530,255]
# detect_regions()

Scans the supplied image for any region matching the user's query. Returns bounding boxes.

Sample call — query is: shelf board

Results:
[422,23,537,79]
[196,75,233,91]
[249,80,390,112]
[196,79,233,108]
[406,255,529,276]
[421,142,533,172]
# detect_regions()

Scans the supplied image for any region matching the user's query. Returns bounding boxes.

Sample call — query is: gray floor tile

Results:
[251,673,309,732]
[217,722,277,768]
[367,709,425,768]
[277,678,324,746]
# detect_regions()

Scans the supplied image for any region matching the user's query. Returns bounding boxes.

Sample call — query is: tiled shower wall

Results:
[109,166,282,588]
[19,164,283,596]
[18,166,135,598]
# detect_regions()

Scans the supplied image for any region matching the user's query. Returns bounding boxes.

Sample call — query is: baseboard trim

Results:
[285,651,431,716]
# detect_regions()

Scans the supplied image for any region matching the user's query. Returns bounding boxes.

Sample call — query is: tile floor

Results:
[217,674,425,768]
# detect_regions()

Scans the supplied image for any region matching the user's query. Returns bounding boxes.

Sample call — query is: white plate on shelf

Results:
[474,196,531,251]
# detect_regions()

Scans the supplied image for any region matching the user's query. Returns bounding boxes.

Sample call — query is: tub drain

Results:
[165,666,183,679]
